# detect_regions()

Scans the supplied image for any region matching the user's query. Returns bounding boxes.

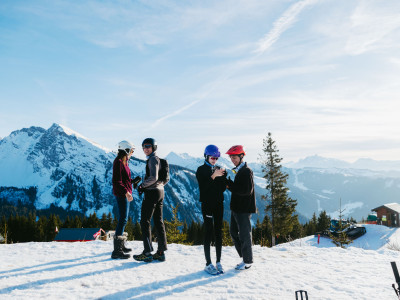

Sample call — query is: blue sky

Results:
[1,0,400,162]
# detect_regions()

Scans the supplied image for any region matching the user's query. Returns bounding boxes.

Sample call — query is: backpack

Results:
[158,158,170,184]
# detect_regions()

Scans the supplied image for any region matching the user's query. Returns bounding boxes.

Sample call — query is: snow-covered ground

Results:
[1,225,400,299]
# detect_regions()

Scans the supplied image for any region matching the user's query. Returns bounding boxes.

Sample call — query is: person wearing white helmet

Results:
[111,140,136,259]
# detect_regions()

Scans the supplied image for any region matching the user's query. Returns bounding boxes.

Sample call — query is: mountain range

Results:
[1,124,400,223]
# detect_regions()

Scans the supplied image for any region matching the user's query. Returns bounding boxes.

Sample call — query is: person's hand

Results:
[126,192,133,202]
[212,168,225,179]
[137,184,144,195]
[132,176,141,189]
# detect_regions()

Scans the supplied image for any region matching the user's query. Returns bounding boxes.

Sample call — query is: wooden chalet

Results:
[372,203,400,227]
[54,228,105,242]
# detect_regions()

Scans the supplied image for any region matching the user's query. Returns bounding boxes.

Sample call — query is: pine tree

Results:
[73,215,82,228]
[252,219,262,245]
[289,217,304,241]
[261,132,298,246]
[46,214,60,241]
[35,216,46,242]
[305,213,317,236]
[164,205,187,244]
[100,213,112,231]
[122,217,133,240]
[133,221,142,241]
[1,215,7,244]
[221,220,233,246]
[330,198,352,248]
[83,213,99,228]
[317,210,331,232]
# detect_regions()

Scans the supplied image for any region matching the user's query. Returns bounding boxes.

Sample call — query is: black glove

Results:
[137,184,144,195]
[132,176,141,189]
[226,177,234,190]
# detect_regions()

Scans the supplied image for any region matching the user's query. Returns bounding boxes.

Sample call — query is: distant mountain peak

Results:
[48,123,110,152]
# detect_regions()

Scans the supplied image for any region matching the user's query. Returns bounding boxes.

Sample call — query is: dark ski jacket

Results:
[228,162,256,214]
[196,163,227,212]
[142,152,165,190]
[112,158,132,197]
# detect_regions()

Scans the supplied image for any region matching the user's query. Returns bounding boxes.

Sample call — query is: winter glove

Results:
[137,184,144,195]
[226,177,234,190]
[132,176,141,189]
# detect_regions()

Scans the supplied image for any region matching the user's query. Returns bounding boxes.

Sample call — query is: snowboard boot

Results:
[111,236,130,259]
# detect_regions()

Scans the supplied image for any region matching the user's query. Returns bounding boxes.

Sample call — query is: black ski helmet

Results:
[142,138,157,152]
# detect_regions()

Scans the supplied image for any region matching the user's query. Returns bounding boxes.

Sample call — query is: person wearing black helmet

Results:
[133,138,169,263]
[196,145,227,275]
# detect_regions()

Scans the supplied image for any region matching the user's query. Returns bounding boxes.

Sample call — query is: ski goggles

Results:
[142,144,152,149]
[210,157,219,161]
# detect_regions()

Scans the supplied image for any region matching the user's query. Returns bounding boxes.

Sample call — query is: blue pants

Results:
[115,196,129,236]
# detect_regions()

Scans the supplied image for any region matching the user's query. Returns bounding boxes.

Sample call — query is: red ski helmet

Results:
[226,145,246,156]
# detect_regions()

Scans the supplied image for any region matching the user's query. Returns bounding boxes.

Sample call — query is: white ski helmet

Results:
[118,140,135,154]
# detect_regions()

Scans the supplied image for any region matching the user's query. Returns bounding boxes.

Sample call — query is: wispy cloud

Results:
[254,0,316,54]
[149,100,201,130]
[149,0,316,129]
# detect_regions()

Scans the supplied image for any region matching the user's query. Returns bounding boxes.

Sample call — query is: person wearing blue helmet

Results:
[196,144,227,275]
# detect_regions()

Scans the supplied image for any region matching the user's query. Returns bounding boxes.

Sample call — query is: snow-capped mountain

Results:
[285,154,400,174]
[2,124,400,223]
[0,124,205,223]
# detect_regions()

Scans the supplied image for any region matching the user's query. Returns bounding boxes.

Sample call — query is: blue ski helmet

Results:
[204,145,220,158]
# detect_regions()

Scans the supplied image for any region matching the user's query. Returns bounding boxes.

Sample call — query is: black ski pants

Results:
[140,188,167,253]
[230,211,253,264]
[202,202,223,265]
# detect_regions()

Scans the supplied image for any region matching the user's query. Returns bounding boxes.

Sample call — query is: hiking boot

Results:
[133,251,153,262]
[204,263,218,275]
[216,262,224,274]
[153,250,165,262]
[235,261,252,270]
[111,236,130,259]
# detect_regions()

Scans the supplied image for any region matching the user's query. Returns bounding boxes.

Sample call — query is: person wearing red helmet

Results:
[196,145,227,275]
[226,145,256,270]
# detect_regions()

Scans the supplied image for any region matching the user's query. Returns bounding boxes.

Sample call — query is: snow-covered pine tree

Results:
[261,132,298,246]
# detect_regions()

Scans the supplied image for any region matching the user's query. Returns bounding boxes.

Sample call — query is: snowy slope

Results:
[1,225,399,299]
